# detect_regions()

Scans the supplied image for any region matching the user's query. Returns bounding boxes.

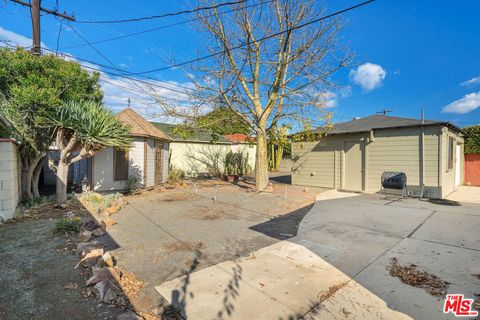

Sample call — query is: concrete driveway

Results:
[157,189,480,319]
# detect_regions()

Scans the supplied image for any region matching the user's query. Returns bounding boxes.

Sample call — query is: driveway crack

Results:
[407,210,436,239]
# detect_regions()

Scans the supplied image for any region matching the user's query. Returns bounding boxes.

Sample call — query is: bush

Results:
[55,217,81,234]
[124,176,141,194]
[169,167,186,183]
[21,196,53,208]
[78,192,123,213]
[224,151,250,175]
[464,125,480,154]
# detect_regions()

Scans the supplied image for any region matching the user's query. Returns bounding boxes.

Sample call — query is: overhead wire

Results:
[74,0,246,24]
[126,0,376,75]
[62,0,274,49]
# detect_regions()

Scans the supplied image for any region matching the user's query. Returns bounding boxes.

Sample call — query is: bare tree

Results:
[155,0,349,191]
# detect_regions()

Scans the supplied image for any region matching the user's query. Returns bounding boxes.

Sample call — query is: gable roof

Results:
[328,114,463,135]
[117,108,171,141]
[151,122,232,143]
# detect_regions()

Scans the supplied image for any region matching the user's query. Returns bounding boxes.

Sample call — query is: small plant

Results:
[169,166,186,183]
[124,176,141,194]
[55,217,81,234]
[21,196,53,208]
[224,151,250,176]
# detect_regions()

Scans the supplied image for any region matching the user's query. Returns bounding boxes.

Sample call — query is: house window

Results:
[114,149,129,180]
[447,137,454,171]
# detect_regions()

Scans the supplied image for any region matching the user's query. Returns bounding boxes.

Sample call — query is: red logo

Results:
[443,294,478,317]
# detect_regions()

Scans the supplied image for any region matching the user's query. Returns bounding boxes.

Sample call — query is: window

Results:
[447,137,454,170]
[114,149,129,180]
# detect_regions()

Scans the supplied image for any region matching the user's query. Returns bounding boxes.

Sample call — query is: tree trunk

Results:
[31,156,44,198]
[255,131,269,191]
[56,160,69,205]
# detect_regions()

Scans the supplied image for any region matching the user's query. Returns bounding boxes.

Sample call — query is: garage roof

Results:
[328,114,463,135]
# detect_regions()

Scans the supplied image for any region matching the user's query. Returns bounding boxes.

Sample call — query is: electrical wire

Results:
[74,0,246,24]
[126,0,376,75]
[62,0,274,49]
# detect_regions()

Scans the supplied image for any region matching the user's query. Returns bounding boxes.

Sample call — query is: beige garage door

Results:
[344,141,363,191]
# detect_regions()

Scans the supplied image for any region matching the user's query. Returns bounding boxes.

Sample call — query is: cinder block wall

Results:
[0,140,20,220]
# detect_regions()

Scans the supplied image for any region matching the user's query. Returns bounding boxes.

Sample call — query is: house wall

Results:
[366,126,441,197]
[0,140,21,220]
[90,137,170,192]
[292,125,458,198]
[169,142,256,176]
[92,138,145,192]
[440,127,465,198]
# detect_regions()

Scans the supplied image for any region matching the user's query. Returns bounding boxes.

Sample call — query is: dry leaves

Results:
[119,270,144,298]
[387,257,449,296]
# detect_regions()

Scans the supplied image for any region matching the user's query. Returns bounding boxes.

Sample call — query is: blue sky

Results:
[1,0,479,127]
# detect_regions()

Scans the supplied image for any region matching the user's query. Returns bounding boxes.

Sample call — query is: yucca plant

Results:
[46,101,132,204]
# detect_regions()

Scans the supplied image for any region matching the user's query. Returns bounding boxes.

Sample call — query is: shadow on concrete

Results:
[269,173,292,185]
[249,203,314,240]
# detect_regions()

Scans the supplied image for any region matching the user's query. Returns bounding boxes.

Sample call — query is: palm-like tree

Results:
[47,101,132,204]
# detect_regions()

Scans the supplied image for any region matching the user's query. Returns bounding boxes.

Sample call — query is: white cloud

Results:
[443,92,480,114]
[0,26,47,48]
[349,63,387,92]
[460,76,480,87]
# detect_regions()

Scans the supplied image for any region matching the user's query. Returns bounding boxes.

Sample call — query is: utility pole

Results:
[8,0,76,54]
[31,0,41,54]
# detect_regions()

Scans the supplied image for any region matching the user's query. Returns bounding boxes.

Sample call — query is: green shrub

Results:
[124,176,141,194]
[169,167,186,183]
[21,196,53,208]
[464,125,480,154]
[55,217,80,234]
[224,151,250,175]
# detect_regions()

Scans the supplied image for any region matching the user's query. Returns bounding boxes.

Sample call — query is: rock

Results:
[86,266,121,285]
[76,241,100,255]
[76,247,104,268]
[78,230,92,242]
[92,228,105,237]
[0,216,5,225]
[92,279,124,304]
[102,205,121,216]
[83,221,99,231]
[116,310,142,320]
[101,218,117,229]
[98,252,115,268]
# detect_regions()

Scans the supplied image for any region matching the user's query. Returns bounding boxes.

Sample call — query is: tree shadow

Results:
[249,203,314,240]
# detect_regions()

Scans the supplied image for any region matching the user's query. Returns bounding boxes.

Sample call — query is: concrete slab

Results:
[447,186,480,204]
[293,222,400,277]
[409,209,480,251]
[354,238,480,320]
[299,193,432,239]
[156,241,411,320]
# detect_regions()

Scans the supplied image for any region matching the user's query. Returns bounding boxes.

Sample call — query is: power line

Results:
[128,0,376,75]
[75,0,246,24]
[62,0,274,50]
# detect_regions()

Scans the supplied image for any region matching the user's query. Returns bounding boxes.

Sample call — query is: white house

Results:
[73,108,171,192]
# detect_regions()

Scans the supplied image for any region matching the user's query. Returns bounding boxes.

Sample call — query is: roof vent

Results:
[353,117,361,120]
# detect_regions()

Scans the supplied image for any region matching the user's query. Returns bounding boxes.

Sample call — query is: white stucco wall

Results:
[91,137,170,192]
[92,138,145,192]
[169,142,256,176]
[0,140,21,220]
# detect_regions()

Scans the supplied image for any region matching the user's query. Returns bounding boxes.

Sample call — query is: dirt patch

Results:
[164,241,205,253]
[387,257,449,296]
[160,193,192,202]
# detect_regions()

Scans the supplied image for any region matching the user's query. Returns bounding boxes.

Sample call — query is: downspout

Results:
[420,110,425,198]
